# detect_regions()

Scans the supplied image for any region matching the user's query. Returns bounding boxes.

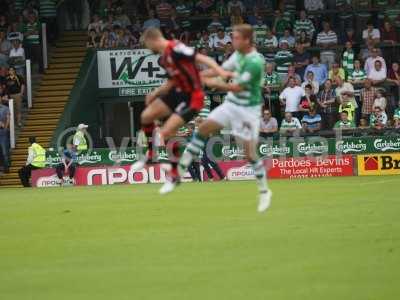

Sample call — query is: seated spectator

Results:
[293,10,315,40]
[273,10,292,37]
[0,30,11,64]
[370,106,388,129]
[209,28,231,51]
[282,65,301,87]
[278,28,295,48]
[260,109,278,137]
[336,76,357,110]
[304,56,328,86]
[367,60,387,85]
[99,29,115,48]
[296,30,311,48]
[381,20,397,44]
[387,62,400,86]
[304,0,324,12]
[8,39,25,76]
[373,89,387,111]
[196,31,211,49]
[299,84,317,114]
[253,14,269,46]
[142,10,160,30]
[263,30,278,60]
[7,21,24,43]
[274,41,294,80]
[302,106,322,133]
[342,41,355,78]
[364,47,387,77]
[329,62,345,81]
[334,111,356,130]
[340,27,357,46]
[87,29,100,48]
[0,95,10,173]
[114,26,129,48]
[88,14,103,34]
[280,112,302,133]
[393,107,400,128]
[301,71,319,95]
[114,6,131,29]
[359,118,370,129]
[227,0,245,15]
[316,21,338,67]
[317,79,337,129]
[279,77,305,119]
[56,143,77,186]
[360,79,377,119]
[156,0,173,27]
[362,20,380,45]
[196,0,215,14]
[207,12,224,33]
[293,42,310,79]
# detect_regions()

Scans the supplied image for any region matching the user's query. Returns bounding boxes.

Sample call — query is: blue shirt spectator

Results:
[304,56,328,85]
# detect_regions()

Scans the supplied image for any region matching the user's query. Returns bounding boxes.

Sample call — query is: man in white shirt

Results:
[279,77,305,119]
[362,21,380,45]
[209,29,232,51]
[9,39,25,76]
[304,0,324,12]
[364,48,387,77]
[367,60,387,85]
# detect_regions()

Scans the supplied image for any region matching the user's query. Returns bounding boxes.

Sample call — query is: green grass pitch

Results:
[0,176,399,300]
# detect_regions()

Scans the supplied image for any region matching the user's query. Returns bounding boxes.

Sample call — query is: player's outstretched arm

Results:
[145,79,175,106]
[203,77,243,93]
[195,53,233,79]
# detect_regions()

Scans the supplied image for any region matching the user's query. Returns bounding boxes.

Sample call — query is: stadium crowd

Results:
[85,0,400,135]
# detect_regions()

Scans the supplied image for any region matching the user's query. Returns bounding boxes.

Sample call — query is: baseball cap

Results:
[78,123,88,130]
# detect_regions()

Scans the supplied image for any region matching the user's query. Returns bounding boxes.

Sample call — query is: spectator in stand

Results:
[99,28,115,48]
[349,60,367,84]
[362,20,381,45]
[339,93,356,122]
[367,60,387,85]
[359,118,369,129]
[296,30,311,48]
[340,27,357,46]
[302,106,321,133]
[304,0,324,12]
[273,10,292,38]
[0,30,11,64]
[5,66,24,127]
[387,62,400,86]
[0,15,9,32]
[263,29,278,57]
[23,13,41,71]
[370,106,388,129]
[0,95,10,173]
[87,29,100,48]
[342,41,355,79]
[155,0,173,28]
[196,0,215,14]
[316,20,338,67]
[260,109,278,137]
[142,10,160,30]
[209,28,231,51]
[253,14,269,46]
[114,6,131,29]
[364,47,387,77]
[279,77,305,119]
[9,39,25,76]
[264,63,281,120]
[65,0,82,30]
[373,89,387,112]
[278,28,295,48]
[334,111,355,130]
[282,65,301,87]
[381,20,397,44]
[304,56,328,86]
[293,42,310,79]
[274,40,294,81]
[280,112,302,134]
[301,71,319,95]
[360,79,377,120]
[317,79,337,129]
[394,107,400,128]
[39,0,58,43]
[329,62,346,81]
[114,26,129,48]
[88,14,104,35]
[228,0,245,15]
[8,20,24,43]
[299,84,317,114]
[293,10,315,40]
[196,31,211,50]
[336,76,358,120]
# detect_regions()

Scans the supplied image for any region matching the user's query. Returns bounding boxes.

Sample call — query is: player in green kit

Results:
[179,24,272,213]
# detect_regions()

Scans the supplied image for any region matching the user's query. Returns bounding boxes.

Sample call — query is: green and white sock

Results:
[250,159,268,193]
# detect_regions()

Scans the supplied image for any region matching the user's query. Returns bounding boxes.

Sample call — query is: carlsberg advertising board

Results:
[97,49,167,95]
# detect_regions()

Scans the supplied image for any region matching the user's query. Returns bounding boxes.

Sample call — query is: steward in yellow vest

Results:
[73,123,88,151]
[18,137,46,187]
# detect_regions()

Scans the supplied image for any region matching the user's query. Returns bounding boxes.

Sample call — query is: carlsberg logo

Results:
[109,150,137,162]
[336,140,367,153]
[77,152,102,165]
[46,154,62,166]
[259,144,290,156]
[297,143,328,154]
[374,138,400,151]
[222,146,245,158]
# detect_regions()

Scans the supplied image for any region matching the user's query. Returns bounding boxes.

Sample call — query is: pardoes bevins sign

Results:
[97,49,167,95]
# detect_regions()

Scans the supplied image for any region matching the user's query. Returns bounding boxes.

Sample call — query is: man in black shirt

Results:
[293,43,310,80]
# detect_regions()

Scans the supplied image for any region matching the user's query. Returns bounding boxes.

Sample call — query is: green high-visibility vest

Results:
[30,143,46,168]
[73,131,87,151]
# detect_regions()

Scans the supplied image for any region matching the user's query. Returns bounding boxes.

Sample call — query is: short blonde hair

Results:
[233,24,254,44]
[142,27,163,41]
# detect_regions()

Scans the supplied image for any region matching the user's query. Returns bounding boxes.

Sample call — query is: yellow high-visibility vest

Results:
[73,131,87,151]
[30,143,46,168]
